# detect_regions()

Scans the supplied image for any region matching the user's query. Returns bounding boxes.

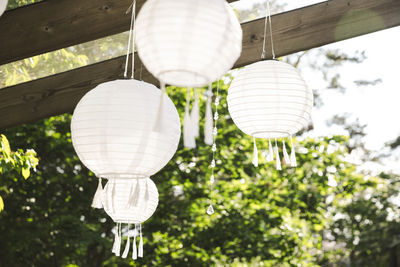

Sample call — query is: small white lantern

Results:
[0,0,7,17]
[227,60,313,168]
[102,178,159,259]
[102,178,158,225]
[71,79,181,180]
[135,0,243,87]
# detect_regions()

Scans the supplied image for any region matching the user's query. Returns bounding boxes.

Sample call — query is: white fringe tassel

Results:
[153,82,166,132]
[183,88,196,148]
[275,139,282,170]
[122,224,131,258]
[252,137,259,167]
[204,84,214,145]
[138,224,143,257]
[91,177,103,209]
[290,136,297,167]
[127,179,140,208]
[110,180,116,213]
[282,140,291,165]
[266,139,274,162]
[132,224,138,260]
[112,223,122,256]
[191,89,200,138]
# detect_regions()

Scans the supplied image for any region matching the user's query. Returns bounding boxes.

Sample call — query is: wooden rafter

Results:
[1,0,400,130]
[0,0,237,65]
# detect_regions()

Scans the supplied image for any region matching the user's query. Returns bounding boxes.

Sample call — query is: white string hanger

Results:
[124,0,136,79]
[252,0,277,167]
[261,0,275,60]
[227,0,312,170]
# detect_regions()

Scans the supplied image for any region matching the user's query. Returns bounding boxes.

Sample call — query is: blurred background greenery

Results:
[1,0,400,266]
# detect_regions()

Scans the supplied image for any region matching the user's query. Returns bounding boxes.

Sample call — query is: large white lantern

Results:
[0,0,7,17]
[102,178,159,259]
[228,60,312,138]
[71,79,181,180]
[135,0,243,87]
[227,60,313,168]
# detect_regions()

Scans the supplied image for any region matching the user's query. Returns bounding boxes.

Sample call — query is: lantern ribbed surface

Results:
[71,79,181,179]
[227,60,313,139]
[135,0,242,87]
[0,0,7,16]
[102,178,159,224]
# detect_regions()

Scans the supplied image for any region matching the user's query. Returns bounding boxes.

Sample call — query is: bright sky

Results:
[233,0,400,153]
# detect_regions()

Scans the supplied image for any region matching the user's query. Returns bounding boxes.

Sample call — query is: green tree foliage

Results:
[0,134,38,213]
[2,1,399,266]
[0,81,375,266]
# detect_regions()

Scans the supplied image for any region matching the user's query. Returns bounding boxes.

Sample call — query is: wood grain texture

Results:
[0,0,237,65]
[1,0,400,130]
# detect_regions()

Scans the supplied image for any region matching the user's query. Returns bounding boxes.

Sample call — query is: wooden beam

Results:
[1,0,400,130]
[0,0,237,65]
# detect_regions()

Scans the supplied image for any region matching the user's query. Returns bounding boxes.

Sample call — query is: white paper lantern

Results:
[0,0,7,17]
[227,60,313,139]
[102,178,158,224]
[71,79,181,180]
[135,0,243,87]
[102,178,158,259]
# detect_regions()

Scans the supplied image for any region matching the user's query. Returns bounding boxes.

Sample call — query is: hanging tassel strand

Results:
[138,224,144,257]
[275,139,282,170]
[282,140,291,165]
[111,179,116,213]
[112,223,119,254]
[183,88,196,148]
[144,179,149,202]
[122,224,131,258]
[112,223,122,256]
[204,84,214,145]
[290,136,297,167]
[207,81,220,216]
[91,177,103,209]
[132,224,138,260]
[116,223,122,257]
[267,139,274,162]
[190,89,200,138]
[252,137,259,167]
[153,82,166,132]
[127,179,140,208]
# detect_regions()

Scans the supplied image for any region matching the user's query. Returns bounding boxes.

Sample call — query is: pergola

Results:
[0,0,399,130]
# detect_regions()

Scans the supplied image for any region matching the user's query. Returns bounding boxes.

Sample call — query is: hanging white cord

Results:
[124,0,136,78]
[130,0,136,79]
[261,0,276,60]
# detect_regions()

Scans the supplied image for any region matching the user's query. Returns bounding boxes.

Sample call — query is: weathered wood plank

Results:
[0,0,237,65]
[1,0,400,130]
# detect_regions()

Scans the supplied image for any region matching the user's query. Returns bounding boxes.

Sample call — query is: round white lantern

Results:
[135,0,243,87]
[0,0,7,17]
[102,178,159,224]
[71,79,181,179]
[227,60,313,139]
[102,178,158,259]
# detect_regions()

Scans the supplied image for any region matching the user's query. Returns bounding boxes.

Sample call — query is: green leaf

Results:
[1,134,11,157]
[0,196,4,213]
[22,167,30,180]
